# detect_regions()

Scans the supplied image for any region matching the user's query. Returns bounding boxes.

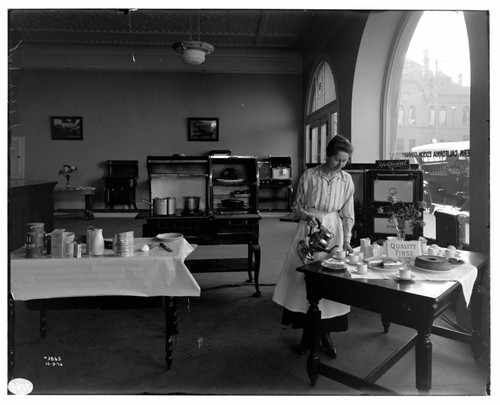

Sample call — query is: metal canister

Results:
[74,243,82,258]
[25,223,45,258]
[65,241,76,258]
[86,226,95,256]
[167,197,176,215]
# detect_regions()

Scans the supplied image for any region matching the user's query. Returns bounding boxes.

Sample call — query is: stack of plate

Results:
[113,231,135,257]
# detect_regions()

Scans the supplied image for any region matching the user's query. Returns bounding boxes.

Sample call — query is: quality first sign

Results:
[386,240,422,259]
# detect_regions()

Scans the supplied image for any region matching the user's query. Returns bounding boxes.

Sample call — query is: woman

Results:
[272,135,355,357]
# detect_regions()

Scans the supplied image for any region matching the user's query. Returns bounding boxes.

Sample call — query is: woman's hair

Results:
[326,135,353,157]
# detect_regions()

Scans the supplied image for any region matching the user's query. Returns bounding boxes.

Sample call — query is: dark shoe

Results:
[295,333,308,355]
[320,332,337,358]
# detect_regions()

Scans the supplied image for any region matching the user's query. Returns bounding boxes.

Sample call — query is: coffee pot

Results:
[298,224,337,263]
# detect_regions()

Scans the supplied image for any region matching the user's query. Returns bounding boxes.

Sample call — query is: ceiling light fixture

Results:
[173,13,214,65]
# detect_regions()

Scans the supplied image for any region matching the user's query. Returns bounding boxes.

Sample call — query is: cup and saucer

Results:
[394,268,415,282]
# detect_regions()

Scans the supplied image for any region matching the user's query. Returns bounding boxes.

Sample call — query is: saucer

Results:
[394,274,415,282]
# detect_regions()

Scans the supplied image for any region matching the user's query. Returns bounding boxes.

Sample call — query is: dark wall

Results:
[13,69,303,208]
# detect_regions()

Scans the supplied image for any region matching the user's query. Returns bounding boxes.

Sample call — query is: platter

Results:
[366,258,404,271]
[321,258,347,272]
[156,232,183,242]
[216,178,245,184]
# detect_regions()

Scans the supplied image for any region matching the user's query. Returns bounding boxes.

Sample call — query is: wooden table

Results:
[8,238,200,379]
[54,187,96,219]
[297,250,488,394]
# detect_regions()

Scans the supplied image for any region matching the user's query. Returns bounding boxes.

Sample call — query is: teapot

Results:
[298,224,337,263]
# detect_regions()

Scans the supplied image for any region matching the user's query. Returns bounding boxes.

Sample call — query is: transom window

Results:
[305,60,338,164]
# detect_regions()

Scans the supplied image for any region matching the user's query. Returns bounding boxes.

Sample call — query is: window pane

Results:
[391,11,470,241]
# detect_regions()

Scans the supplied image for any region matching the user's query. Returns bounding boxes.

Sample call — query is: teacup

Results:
[399,268,412,280]
[444,248,455,258]
[334,250,346,259]
[347,253,359,265]
[357,262,368,275]
[427,247,438,256]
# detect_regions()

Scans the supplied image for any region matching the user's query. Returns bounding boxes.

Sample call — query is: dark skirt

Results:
[281,308,348,333]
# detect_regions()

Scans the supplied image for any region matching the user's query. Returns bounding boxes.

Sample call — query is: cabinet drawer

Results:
[213,219,258,235]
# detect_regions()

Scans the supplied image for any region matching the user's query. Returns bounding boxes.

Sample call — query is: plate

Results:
[156,232,183,242]
[321,259,347,271]
[216,178,245,184]
[394,274,415,282]
[367,258,404,271]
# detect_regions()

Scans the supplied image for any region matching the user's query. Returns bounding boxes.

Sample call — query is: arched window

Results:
[384,11,471,241]
[305,60,338,164]
[439,106,448,125]
[398,105,404,126]
[428,106,435,125]
[409,106,417,125]
[463,106,470,126]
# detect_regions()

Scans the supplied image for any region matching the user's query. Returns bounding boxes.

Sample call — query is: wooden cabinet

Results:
[8,181,57,252]
[104,160,138,211]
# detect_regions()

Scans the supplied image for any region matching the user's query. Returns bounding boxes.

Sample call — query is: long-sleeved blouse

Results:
[292,165,355,243]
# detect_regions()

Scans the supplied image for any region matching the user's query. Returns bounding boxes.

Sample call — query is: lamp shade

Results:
[173,40,214,65]
[182,48,206,65]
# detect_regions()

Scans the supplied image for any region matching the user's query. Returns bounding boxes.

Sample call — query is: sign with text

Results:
[375,160,410,170]
[386,240,422,259]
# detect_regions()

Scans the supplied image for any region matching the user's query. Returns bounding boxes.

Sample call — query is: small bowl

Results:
[156,232,183,242]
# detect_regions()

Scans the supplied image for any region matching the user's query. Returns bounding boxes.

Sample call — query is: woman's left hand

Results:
[343,241,354,254]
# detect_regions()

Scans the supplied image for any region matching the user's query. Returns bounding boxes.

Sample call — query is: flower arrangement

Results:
[377,193,426,237]
[58,164,77,189]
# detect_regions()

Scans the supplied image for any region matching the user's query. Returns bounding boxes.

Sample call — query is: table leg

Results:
[306,298,321,387]
[470,281,486,360]
[163,296,178,369]
[8,294,15,379]
[415,330,432,393]
[84,194,94,219]
[40,309,47,340]
[249,243,261,297]
[381,314,391,333]
[246,244,254,282]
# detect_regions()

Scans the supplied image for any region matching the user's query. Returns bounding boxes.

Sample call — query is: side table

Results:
[54,187,96,219]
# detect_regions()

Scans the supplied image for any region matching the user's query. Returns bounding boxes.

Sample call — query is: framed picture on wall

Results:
[187,117,219,142]
[50,116,83,140]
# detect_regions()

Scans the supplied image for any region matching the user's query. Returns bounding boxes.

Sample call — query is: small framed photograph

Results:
[188,117,219,142]
[50,116,83,140]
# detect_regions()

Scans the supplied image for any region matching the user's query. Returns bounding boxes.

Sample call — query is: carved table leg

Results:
[249,243,261,297]
[381,314,391,333]
[163,296,178,369]
[246,244,254,282]
[415,330,433,393]
[306,298,321,387]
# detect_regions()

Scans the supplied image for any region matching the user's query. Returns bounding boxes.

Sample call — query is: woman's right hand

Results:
[305,214,321,228]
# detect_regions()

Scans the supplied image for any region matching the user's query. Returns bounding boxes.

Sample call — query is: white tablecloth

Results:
[346,258,477,306]
[10,238,201,301]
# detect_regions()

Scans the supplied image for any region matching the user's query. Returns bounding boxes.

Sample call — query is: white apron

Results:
[272,210,350,319]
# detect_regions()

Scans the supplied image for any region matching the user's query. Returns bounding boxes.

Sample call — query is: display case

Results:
[365,169,424,240]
